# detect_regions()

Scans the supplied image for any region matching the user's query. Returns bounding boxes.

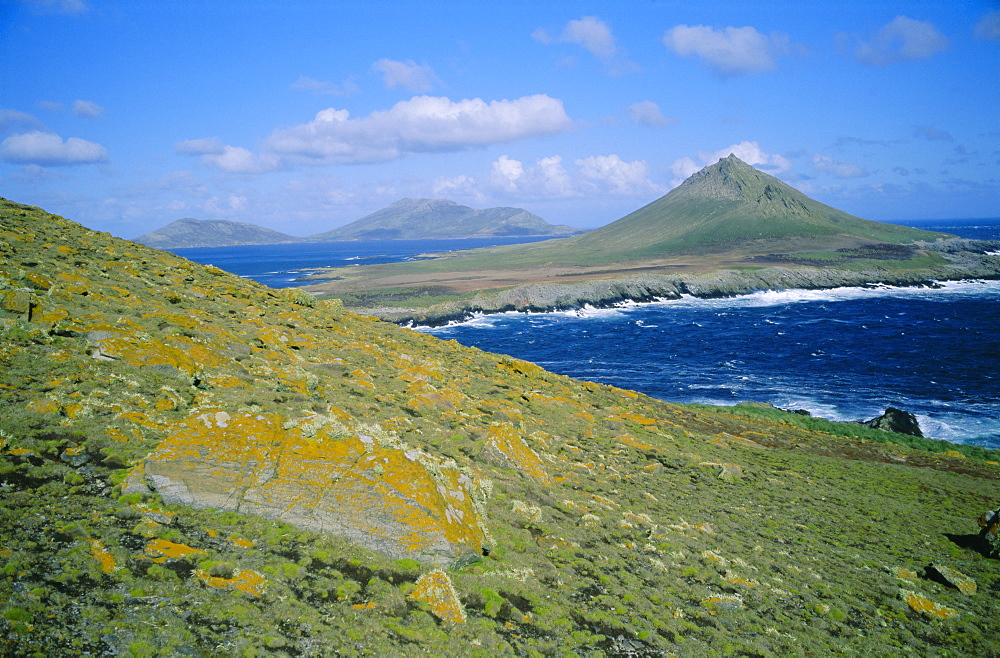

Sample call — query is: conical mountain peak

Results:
[676,154,790,204]
[566,154,946,259]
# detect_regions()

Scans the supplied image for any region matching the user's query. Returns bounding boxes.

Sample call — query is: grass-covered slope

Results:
[1,198,999,655]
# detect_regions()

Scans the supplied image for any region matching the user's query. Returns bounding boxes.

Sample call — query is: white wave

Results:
[557,304,625,320]
[645,279,1000,312]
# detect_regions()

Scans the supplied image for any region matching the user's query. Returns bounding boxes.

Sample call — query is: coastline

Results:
[359,238,1000,326]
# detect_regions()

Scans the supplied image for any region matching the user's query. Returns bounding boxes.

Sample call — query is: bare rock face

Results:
[138,411,489,567]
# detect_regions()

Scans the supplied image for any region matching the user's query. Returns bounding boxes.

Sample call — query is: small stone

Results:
[60,445,89,466]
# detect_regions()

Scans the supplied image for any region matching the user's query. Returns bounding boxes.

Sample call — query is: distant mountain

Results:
[308,198,582,241]
[133,218,299,249]
[561,153,946,261]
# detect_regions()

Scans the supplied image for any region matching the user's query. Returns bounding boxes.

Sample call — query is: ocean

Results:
[170,219,1000,450]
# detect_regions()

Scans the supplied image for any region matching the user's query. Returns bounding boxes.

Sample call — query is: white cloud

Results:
[534,16,639,75]
[0,130,107,165]
[811,154,869,178]
[175,137,225,155]
[561,16,616,58]
[575,154,664,196]
[290,75,360,96]
[72,99,103,118]
[15,0,87,14]
[263,94,573,166]
[372,59,439,92]
[490,155,526,193]
[0,108,44,134]
[663,25,791,75]
[627,101,674,128]
[975,11,1000,41]
[533,16,616,57]
[201,146,280,174]
[669,141,791,186]
[488,153,660,199]
[432,174,486,203]
[204,194,249,216]
[855,15,948,66]
[490,154,575,199]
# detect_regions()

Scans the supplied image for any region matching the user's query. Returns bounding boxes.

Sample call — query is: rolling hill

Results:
[308,198,582,241]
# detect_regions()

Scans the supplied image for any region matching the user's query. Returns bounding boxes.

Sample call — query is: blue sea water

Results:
[173,220,1000,450]
[169,236,555,289]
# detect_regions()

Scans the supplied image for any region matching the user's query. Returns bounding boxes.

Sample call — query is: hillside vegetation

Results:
[1,198,998,655]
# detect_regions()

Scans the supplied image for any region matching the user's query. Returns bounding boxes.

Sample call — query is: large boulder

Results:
[134,411,490,567]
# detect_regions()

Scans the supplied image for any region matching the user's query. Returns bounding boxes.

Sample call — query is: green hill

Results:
[308,198,581,241]
[133,218,300,249]
[1,197,998,655]
[565,154,946,260]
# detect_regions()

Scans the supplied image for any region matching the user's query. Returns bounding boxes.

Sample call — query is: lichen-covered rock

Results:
[139,411,488,566]
[901,590,959,619]
[408,570,466,623]
[927,564,977,595]
[480,421,550,484]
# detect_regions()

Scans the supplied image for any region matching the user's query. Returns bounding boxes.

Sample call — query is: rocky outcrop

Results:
[862,407,924,437]
[135,411,490,567]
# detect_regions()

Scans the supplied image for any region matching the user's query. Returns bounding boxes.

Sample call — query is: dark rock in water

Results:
[861,407,923,437]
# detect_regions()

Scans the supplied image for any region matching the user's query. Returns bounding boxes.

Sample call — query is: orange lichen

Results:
[929,564,977,595]
[195,569,266,597]
[87,539,117,574]
[143,539,207,563]
[700,595,743,611]
[408,570,466,623]
[142,411,488,565]
[617,411,659,426]
[723,576,759,588]
[902,590,959,619]
[25,399,60,415]
[619,435,655,451]
[482,422,550,485]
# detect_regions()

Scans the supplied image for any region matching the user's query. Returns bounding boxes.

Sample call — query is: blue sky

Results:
[2,0,998,238]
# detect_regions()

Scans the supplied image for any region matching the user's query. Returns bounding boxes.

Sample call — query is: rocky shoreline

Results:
[363,238,1000,326]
